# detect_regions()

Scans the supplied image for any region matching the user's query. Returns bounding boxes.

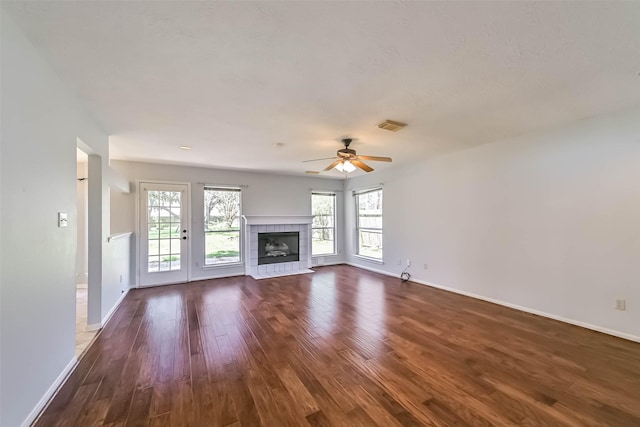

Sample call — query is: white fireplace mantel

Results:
[242,215,313,225]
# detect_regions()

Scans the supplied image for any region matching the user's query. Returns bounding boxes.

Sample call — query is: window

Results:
[312,192,336,256]
[355,188,383,260]
[204,187,241,265]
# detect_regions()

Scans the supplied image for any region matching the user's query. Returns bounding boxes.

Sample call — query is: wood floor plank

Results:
[34,265,640,426]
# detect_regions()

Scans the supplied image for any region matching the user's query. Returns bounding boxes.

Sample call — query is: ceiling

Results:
[5,1,640,177]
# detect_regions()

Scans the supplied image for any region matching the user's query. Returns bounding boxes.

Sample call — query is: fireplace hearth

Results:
[258,232,299,265]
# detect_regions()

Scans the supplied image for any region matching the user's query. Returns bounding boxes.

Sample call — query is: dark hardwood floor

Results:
[36,265,640,426]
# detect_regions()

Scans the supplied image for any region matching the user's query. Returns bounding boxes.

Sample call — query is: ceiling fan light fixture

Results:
[343,160,357,173]
[336,160,356,173]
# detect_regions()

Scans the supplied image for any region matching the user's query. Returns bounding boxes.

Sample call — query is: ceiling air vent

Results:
[377,119,407,132]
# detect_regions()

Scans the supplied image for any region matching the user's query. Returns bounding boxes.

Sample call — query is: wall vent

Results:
[377,119,407,132]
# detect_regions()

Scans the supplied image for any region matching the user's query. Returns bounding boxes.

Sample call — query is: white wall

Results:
[110,161,346,283]
[347,107,640,340]
[103,233,132,320]
[0,11,121,427]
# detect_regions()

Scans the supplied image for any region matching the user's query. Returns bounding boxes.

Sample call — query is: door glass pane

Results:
[148,256,160,272]
[161,191,172,206]
[171,207,181,221]
[148,225,159,239]
[171,238,181,254]
[147,190,182,273]
[159,239,171,255]
[148,240,159,256]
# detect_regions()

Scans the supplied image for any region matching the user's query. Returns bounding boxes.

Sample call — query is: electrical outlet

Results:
[406,259,411,267]
[615,299,626,311]
[424,263,428,269]
[119,274,123,283]
[397,259,402,266]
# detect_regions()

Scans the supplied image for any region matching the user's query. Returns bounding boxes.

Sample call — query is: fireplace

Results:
[242,215,314,279]
[258,232,299,265]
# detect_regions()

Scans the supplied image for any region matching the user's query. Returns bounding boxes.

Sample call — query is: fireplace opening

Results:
[258,231,300,265]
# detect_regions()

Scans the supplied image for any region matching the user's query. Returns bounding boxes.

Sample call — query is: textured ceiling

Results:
[5,1,640,177]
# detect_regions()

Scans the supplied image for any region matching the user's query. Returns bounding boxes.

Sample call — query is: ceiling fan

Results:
[303,138,392,173]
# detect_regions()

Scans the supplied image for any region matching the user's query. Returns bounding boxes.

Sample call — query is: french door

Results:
[139,182,189,287]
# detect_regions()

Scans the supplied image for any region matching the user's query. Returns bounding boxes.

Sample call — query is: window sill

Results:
[202,262,244,270]
[352,254,384,265]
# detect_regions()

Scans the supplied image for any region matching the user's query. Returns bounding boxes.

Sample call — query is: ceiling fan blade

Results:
[357,155,392,162]
[324,159,342,171]
[303,157,338,163]
[352,160,374,172]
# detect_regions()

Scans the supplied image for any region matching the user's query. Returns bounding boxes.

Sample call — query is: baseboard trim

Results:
[196,272,246,281]
[312,260,345,268]
[22,356,78,427]
[347,262,640,344]
[100,288,130,328]
[86,323,101,332]
[346,262,396,278]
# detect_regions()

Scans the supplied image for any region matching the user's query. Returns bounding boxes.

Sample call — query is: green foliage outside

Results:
[205,231,240,264]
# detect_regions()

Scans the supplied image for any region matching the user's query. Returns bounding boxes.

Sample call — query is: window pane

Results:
[205,231,240,264]
[312,193,336,256]
[312,214,334,228]
[204,188,241,265]
[312,229,334,255]
[356,189,383,259]
[358,230,382,259]
[358,214,382,229]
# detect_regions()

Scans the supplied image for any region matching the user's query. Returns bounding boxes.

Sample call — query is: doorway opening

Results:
[75,148,96,356]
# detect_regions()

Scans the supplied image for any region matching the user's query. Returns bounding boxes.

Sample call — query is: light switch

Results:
[58,212,68,228]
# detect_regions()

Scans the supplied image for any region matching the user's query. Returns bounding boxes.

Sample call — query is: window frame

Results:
[311,192,337,256]
[355,187,383,261]
[203,186,243,267]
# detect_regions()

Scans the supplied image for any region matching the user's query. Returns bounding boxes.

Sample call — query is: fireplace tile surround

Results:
[243,215,314,279]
